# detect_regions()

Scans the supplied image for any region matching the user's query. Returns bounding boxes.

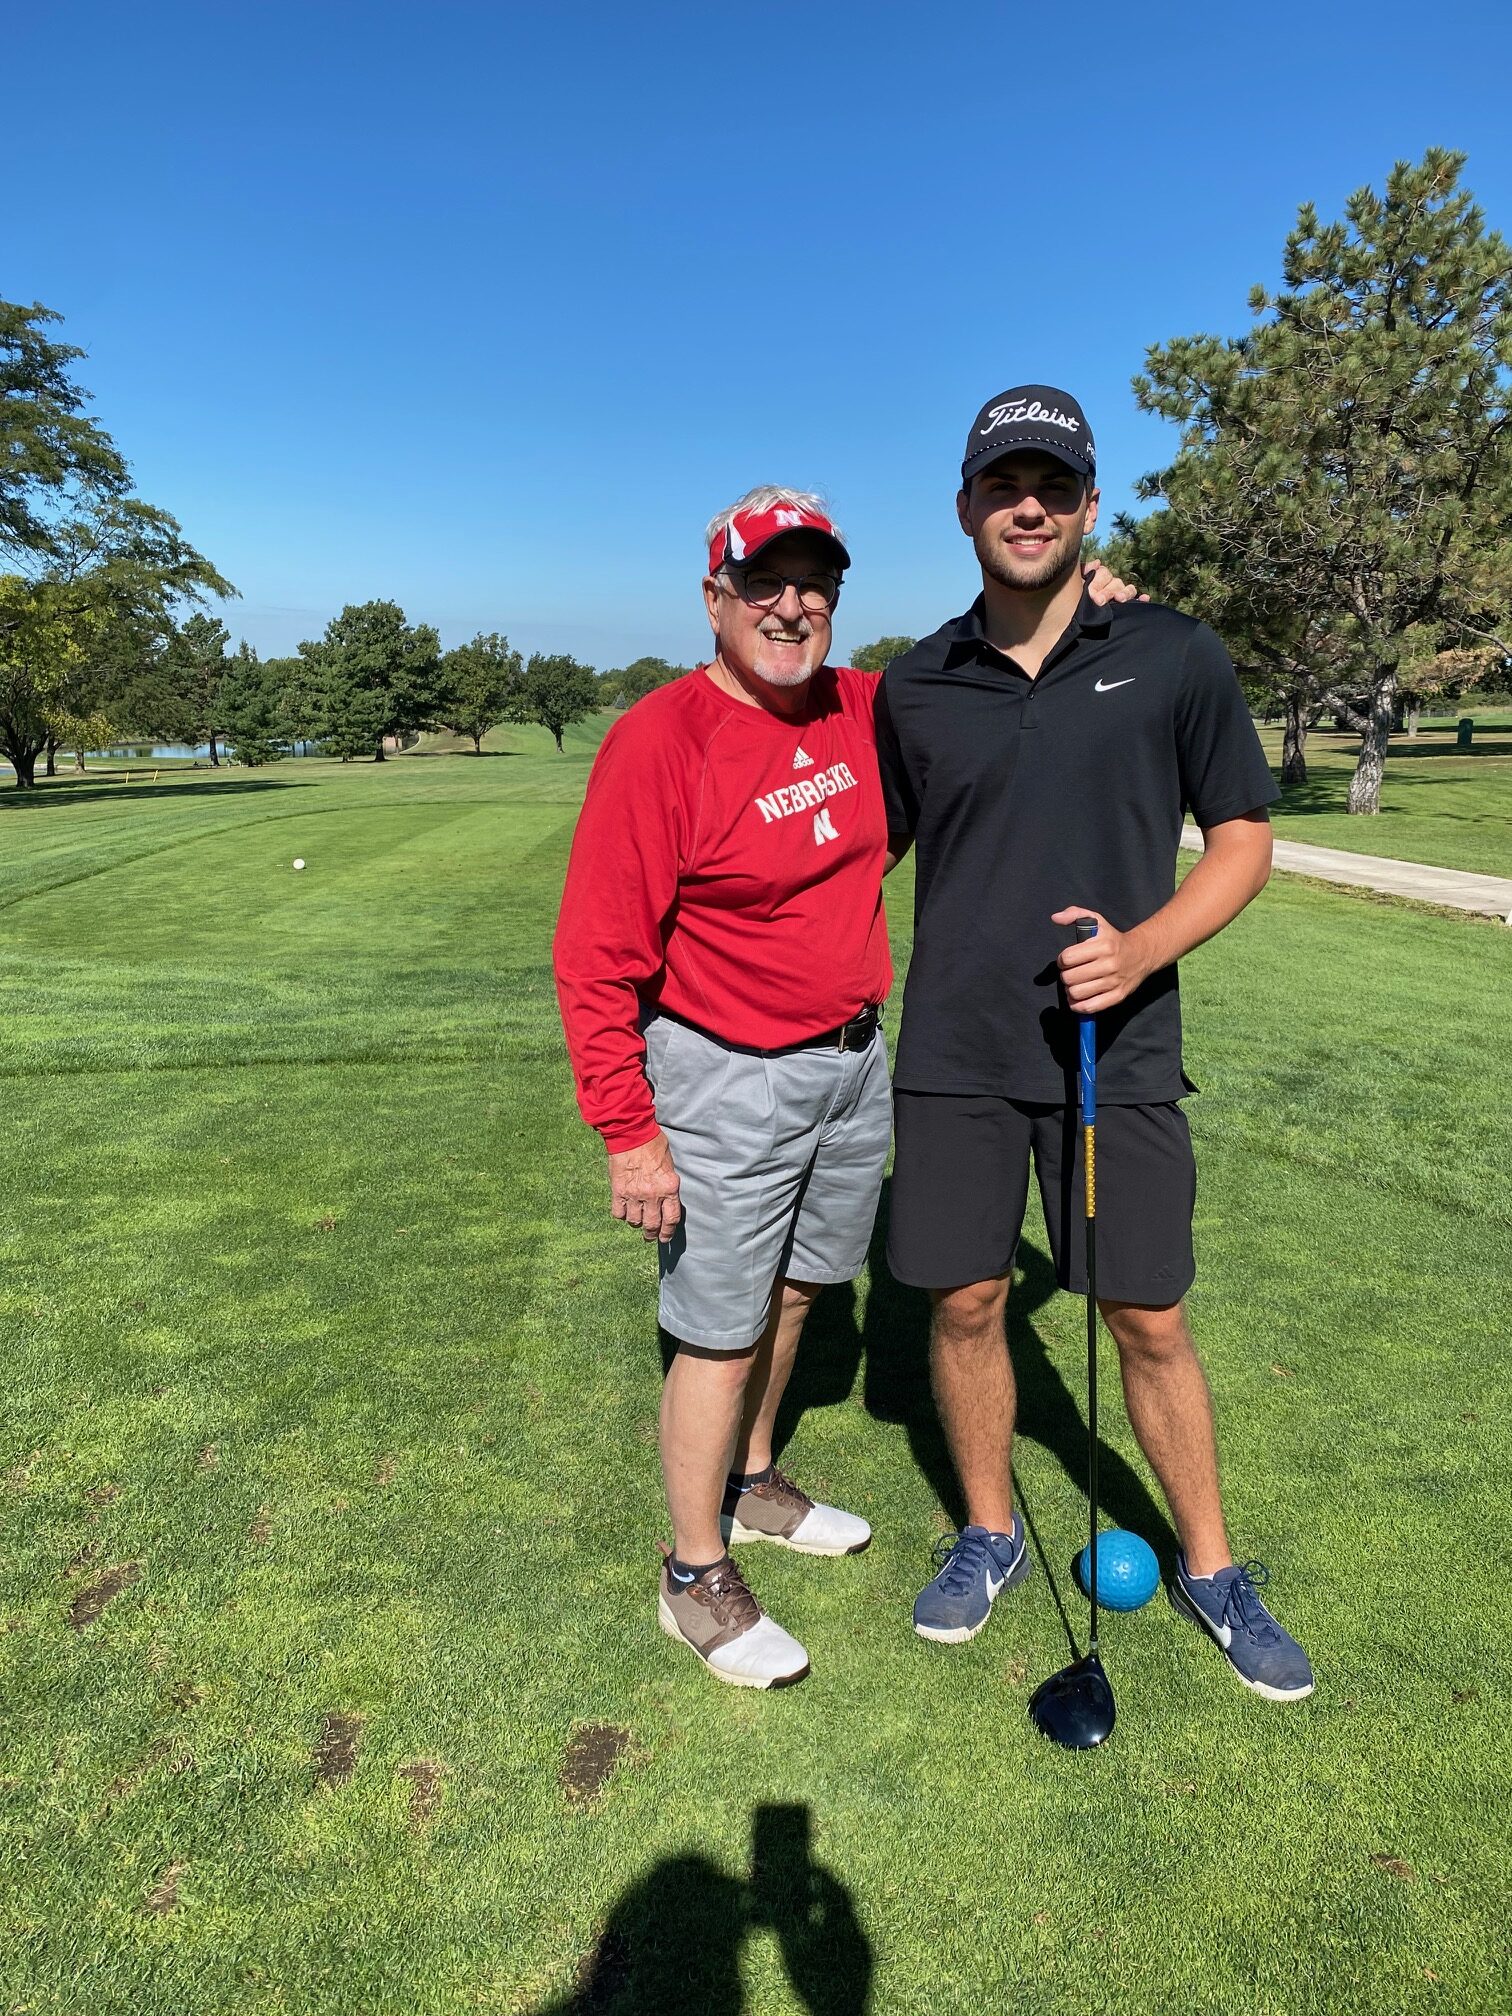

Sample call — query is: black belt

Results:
[658,1004,881,1057]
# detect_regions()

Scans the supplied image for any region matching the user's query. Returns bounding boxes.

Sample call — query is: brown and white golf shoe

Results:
[657,1552,810,1688]
[722,1466,871,1556]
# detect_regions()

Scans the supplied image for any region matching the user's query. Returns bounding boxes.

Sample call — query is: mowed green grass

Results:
[1261,710,1512,878]
[1,721,1508,2016]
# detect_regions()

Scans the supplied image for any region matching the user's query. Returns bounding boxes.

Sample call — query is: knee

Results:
[674,1340,758,1392]
[933,1277,1010,1342]
[1103,1301,1189,1366]
[779,1277,822,1318]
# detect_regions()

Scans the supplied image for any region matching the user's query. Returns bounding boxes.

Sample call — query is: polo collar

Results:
[942,585,1113,670]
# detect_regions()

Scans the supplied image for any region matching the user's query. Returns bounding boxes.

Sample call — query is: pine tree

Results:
[220,640,286,765]
[299,601,441,762]
[1132,149,1512,813]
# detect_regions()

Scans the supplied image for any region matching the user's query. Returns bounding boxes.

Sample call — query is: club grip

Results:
[1074,918,1097,1123]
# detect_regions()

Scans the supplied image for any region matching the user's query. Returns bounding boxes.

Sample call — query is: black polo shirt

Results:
[876,590,1277,1105]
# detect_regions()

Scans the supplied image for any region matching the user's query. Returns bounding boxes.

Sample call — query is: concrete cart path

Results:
[1179,826,1512,923]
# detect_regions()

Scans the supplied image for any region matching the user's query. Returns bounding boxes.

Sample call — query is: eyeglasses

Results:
[729,569,841,613]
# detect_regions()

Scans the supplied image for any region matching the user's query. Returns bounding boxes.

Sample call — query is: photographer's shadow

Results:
[534,1802,870,2015]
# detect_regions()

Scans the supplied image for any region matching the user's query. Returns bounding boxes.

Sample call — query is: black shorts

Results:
[888,1093,1197,1304]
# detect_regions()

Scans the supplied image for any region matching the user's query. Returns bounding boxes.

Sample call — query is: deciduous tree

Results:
[850,636,917,673]
[602,656,682,707]
[0,299,129,563]
[0,496,231,787]
[517,653,599,752]
[436,631,523,752]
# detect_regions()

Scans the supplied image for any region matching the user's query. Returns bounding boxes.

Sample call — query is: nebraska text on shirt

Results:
[753,761,859,824]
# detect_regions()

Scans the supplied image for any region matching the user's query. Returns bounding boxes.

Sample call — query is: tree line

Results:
[123,613,609,769]
[0,299,692,784]
[123,634,691,771]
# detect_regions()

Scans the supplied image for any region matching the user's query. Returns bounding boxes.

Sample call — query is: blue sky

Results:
[8,0,1512,668]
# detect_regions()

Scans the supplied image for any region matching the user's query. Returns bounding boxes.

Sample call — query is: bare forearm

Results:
[1054,815,1272,1014]
[1129,823,1273,975]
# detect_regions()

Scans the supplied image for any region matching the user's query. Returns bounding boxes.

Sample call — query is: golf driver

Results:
[1029,915,1117,1750]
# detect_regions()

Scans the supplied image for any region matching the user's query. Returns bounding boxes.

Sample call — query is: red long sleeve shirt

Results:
[553,664,892,1152]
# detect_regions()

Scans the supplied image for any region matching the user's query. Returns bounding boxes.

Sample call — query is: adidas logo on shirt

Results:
[792,746,814,770]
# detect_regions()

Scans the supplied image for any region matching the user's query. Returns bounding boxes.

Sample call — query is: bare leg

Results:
[1100,1298,1231,1577]
[660,1343,757,1564]
[732,1277,821,1475]
[930,1276,1016,1532]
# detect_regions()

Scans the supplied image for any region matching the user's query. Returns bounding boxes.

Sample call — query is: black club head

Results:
[1028,1652,1116,1750]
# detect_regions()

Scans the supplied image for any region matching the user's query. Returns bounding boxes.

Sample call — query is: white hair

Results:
[704,485,844,576]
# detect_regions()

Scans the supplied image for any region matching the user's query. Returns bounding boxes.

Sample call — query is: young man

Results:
[877,387,1313,1701]
[554,489,890,1688]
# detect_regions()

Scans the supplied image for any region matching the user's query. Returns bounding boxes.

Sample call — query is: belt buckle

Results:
[838,1010,872,1054]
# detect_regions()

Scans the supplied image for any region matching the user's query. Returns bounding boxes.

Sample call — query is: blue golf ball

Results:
[1076,1530,1160,1611]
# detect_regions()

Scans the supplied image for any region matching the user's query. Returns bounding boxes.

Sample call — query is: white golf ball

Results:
[292,858,306,871]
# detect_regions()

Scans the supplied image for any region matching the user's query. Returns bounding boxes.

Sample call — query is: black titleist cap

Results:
[961,385,1096,485]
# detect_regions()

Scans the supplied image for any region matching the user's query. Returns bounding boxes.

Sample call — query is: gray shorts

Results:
[643,1014,892,1351]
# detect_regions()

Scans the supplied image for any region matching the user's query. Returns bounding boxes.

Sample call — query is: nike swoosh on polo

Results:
[1094,677,1136,693]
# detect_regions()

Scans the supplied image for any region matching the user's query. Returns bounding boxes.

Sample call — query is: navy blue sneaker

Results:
[1170,1556,1314,1700]
[913,1519,1032,1643]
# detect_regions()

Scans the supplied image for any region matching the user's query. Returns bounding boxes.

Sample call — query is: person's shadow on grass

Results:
[773,1180,1176,1589]
[532,1802,870,2015]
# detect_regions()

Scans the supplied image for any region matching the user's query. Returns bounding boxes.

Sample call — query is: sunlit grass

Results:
[0,721,1506,2014]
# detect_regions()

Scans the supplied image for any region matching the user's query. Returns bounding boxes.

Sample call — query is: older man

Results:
[554,488,890,1687]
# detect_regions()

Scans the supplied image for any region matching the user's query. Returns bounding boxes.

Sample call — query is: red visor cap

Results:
[708,503,851,576]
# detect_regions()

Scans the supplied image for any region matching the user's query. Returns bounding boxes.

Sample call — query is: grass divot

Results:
[68,1561,142,1630]
[397,1758,446,1829]
[143,1860,187,1915]
[560,1723,630,1807]
[1371,1854,1416,1882]
[313,1712,364,1787]
[105,1740,194,1809]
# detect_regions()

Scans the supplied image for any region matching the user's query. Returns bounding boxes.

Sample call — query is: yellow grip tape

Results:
[1084,1124,1096,1219]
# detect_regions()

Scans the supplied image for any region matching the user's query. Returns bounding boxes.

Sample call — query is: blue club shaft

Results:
[1073,917,1100,1655]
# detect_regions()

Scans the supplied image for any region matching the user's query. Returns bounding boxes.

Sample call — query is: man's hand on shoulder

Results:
[1051,907,1156,1013]
[1082,560,1147,606]
[608,1129,682,1244]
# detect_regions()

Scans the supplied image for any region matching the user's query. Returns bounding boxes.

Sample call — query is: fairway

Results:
[1262,711,1512,878]
[2,727,1508,2016]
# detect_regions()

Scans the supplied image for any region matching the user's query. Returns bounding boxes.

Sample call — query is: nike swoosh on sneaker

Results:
[985,1569,1005,1599]
[1094,677,1136,692]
